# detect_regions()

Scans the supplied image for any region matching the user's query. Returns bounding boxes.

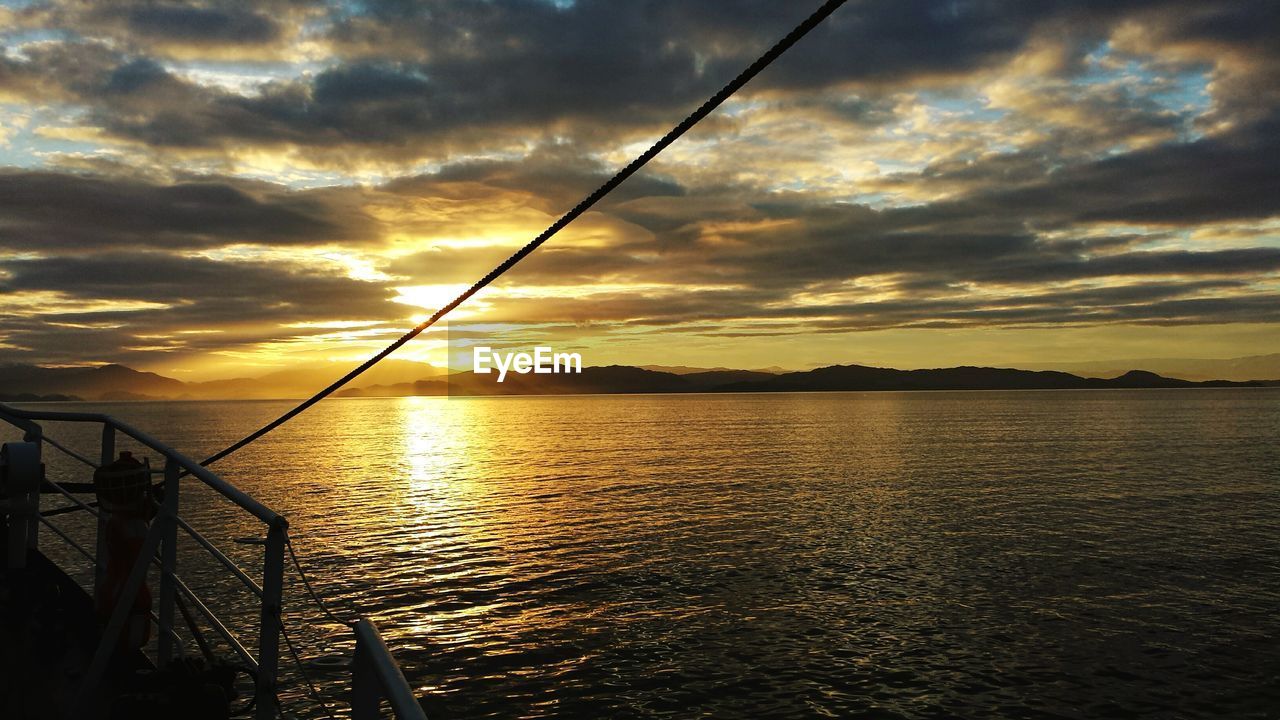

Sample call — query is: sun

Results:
[393,284,484,320]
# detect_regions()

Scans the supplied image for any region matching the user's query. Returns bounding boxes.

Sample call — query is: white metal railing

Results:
[353,618,430,720]
[0,402,426,719]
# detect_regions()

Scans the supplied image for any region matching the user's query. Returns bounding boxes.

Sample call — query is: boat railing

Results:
[0,401,425,719]
[353,618,429,719]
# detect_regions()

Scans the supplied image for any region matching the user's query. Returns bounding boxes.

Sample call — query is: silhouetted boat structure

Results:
[0,402,426,719]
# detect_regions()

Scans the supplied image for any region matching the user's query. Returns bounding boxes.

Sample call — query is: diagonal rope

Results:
[198,0,848,469]
[286,534,355,627]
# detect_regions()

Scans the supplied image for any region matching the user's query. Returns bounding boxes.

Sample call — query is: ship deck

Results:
[0,540,149,719]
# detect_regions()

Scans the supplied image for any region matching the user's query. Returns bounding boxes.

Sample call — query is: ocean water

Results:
[10,389,1280,719]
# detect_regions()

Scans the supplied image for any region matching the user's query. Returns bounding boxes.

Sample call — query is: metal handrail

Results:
[36,471,265,672]
[175,514,265,598]
[1,401,428,720]
[170,571,260,671]
[38,432,99,468]
[353,617,429,720]
[34,506,189,659]
[35,512,97,563]
[0,404,282,525]
[0,402,286,719]
[42,473,102,518]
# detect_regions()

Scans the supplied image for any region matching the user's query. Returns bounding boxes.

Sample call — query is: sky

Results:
[1,0,1278,381]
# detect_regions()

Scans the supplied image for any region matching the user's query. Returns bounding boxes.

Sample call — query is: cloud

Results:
[117,4,281,46]
[7,0,1268,163]
[860,101,1280,229]
[0,170,379,251]
[12,1,309,59]
[0,250,404,367]
[372,169,1278,344]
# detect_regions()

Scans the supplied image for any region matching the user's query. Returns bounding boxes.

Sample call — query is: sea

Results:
[9,389,1280,719]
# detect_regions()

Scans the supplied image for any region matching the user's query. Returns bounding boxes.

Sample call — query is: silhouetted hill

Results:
[337,366,690,397]
[713,364,1271,393]
[0,361,443,400]
[183,360,443,399]
[0,363,185,400]
[336,379,451,398]
[1,361,1273,401]
[336,364,1275,398]
[0,392,82,402]
[1104,370,1191,388]
[454,365,691,395]
[1023,353,1280,382]
[640,364,789,375]
[681,370,779,390]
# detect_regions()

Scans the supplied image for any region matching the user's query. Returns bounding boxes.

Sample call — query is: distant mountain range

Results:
[0,360,442,401]
[1,360,1275,402]
[1019,353,1280,382]
[640,364,792,375]
[710,366,1276,393]
[335,367,783,397]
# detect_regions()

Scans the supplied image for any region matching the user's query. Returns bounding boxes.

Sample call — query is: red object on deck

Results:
[93,451,152,651]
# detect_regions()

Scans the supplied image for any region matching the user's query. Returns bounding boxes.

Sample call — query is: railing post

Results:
[351,618,428,720]
[352,629,378,720]
[257,520,287,720]
[96,423,114,602]
[21,427,41,552]
[156,457,180,667]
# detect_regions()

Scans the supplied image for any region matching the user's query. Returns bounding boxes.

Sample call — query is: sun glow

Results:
[393,284,484,318]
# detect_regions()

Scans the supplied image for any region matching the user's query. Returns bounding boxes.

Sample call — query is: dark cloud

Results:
[382,149,687,214]
[6,1,721,152]
[976,120,1280,226]
[119,4,281,45]
[18,1,299,54]
[819,293,1280,330]
[0,40,120,103]
[971,247,1280,284]
[2,0,1274,160]
[865,109,1280,233]
[2,252,395,320]
[103,57,172,94]
[435,280,1280,333]
[328,0,1118,89]
[257,0,1280,153]
[0,251,403,366]
[667,186,1280,290]
[0,170,378,251]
